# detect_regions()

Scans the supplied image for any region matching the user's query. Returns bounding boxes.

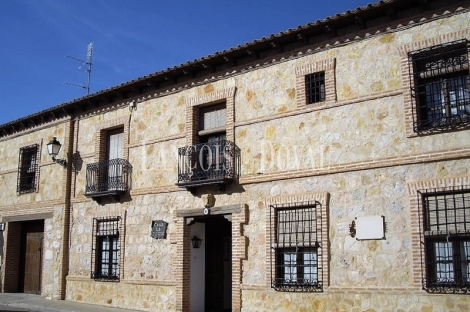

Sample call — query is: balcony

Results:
[85,158,132,201]
[176,140,240,191]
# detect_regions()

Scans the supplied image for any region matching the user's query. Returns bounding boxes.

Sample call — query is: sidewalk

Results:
[0,293,139,312]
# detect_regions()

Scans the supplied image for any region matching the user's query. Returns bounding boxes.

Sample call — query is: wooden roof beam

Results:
[223,56,236,66]
[129,85,141,94]
[355,16,366,29]
[202,62,215,72]
[324,25,336,36]
[419,0,429,9]
[182,69,194,78]
[270,41,283,52]
[386,6,397,20]
[245,49,259,58]
[164,75,175,84]
[297,33,309,45]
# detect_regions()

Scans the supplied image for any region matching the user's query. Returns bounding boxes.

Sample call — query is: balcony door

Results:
[199,104,226,180]
[106,128,124,190]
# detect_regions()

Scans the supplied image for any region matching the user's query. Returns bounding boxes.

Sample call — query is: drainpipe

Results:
[58,117,75,300]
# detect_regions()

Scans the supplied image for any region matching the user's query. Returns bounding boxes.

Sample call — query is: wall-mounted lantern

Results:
[0,223,5,231]
[47,137,67,167]
[191,236,202,249]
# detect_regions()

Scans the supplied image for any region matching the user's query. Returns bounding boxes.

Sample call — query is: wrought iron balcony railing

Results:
[176,140,240,189]
[85,158,132,199]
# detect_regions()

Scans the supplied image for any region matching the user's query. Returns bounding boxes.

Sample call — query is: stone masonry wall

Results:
[0,121,70,299]
[42,204,67,299]
[66,158,470,311]
[241,290,470,312]
[0,123,68,206]
[66,279,175,311]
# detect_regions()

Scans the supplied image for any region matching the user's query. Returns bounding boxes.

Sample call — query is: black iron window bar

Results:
[417,187,470,293]
[17,144,40,194]
[177,140,241,186]
[91,216,122,281]
[85,158,132,195]
[408,39,470,134]
[305,71,326,104]
[270,201,323,292]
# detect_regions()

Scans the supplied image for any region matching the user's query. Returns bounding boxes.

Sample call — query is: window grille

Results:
[270,201,323,291]
[418,187,470,293]
[409,39,470,134]
[17,144,39,194]
[91,216,123,281]
[305,72,326,104]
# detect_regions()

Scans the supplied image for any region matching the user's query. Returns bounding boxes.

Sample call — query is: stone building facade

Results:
[0,118,72,298]
[1,0,470,311]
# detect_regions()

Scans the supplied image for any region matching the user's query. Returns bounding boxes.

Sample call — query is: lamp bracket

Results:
[52,156,67,168]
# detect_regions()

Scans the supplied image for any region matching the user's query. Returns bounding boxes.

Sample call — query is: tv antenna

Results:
[64,42,93,95]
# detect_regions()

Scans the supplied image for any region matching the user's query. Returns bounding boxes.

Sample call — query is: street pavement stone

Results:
[0,293,139,312]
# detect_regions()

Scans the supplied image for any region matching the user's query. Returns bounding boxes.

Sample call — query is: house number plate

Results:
[151,220,167,239]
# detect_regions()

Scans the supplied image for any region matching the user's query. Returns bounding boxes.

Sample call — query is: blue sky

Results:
[0,0,369,125]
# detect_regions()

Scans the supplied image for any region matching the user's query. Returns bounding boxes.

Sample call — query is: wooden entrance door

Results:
[24,232,43,293]
[205,216,231,312]
[22,221,44,294]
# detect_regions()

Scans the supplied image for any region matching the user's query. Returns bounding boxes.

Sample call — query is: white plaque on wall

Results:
[355,215,385,240]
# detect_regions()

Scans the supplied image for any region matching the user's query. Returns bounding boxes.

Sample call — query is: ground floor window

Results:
[270,201,323,291]
[418,188,470,292]
[91,216,122,281]
[427,240,470,286]
[276,247,318,284]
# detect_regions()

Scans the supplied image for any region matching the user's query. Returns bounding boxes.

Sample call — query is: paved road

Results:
[0,293,139,312]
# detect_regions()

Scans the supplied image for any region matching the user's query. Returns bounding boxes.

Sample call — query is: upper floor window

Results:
[17,144,39,194]
[177,87,240,190]
[409,40,470,134]
[295,58,335,109]
[85,126,132,199]
[106,127,124,160]
[106,128,125,188]
[270,201,323,291]
[196,104,227,180]
[418,188,470,292]
[91,216,122,281]
[199,103,226,143]
[305,72,326,104]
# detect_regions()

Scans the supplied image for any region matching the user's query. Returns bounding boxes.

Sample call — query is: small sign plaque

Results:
[355,215,385,240]
[151,220,167,239]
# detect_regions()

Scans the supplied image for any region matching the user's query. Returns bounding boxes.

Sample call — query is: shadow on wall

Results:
[73,151,83,172]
